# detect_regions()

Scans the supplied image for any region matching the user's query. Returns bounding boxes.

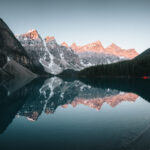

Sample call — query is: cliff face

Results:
[0,53,7,67]
[16,29,45,59]
[41,36,83,74]
[0,19,29,67]
[78,52,122,67]
[16,31,83,75]
[0,19,47,75]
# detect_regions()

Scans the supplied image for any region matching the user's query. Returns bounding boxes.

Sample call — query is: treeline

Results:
[78,48,150,78]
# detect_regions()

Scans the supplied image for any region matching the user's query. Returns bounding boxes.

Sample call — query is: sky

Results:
[0,0,150,53]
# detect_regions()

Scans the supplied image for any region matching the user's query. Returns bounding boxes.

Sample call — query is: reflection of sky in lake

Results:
[1,77,150,150]
[0,77,150,150]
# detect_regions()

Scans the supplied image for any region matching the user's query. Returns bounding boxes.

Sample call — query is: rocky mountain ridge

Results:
[0,18,139,76]
[16,29,138,74]
[65,41,138,59]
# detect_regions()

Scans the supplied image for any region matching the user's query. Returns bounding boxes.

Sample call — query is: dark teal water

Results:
[0,77,150,150]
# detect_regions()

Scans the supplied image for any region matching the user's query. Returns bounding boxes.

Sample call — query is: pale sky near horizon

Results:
[0,0,150,53]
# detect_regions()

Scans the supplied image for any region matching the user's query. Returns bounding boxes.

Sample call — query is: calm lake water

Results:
[0,77,150,150]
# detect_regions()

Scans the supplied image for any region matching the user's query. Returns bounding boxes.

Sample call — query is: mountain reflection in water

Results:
[0,77,150,150]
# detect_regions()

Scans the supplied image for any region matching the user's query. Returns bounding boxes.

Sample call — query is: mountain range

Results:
[64,41,137,59]
[16,29,138,74]
[15,27,138,75]
[79,47,150,78]
[1,18,150,79]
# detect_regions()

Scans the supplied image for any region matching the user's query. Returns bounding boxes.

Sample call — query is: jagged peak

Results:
[71,42,78,50]
[127,48,137,52]
[61,42,68,47]
[45,36,55,42]
[70,41,104,52]
[107,43,121,50]
[93,40,102,45]
[105,43,138,58]
[82,40,104,49]
[21,29,40,39]
[81,40,103,47]
[71,42,77,46]
[27,29,37,33]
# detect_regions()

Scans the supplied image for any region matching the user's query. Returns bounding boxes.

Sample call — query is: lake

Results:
[0,77,150,150]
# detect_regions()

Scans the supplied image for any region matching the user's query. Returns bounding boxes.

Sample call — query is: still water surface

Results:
[0,77,150,150]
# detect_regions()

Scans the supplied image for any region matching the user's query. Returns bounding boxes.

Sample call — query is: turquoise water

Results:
[0,77,150,150]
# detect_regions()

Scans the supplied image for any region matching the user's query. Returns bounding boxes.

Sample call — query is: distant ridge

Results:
[68,41,138,59]
[78,48,150,78]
